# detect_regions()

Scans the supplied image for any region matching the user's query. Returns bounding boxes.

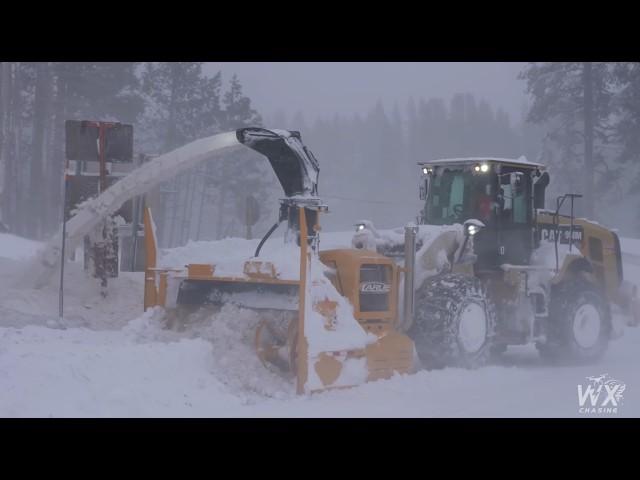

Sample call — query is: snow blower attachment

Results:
[143,128,414,394]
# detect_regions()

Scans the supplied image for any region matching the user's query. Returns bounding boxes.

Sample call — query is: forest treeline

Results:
[1,62,639,244]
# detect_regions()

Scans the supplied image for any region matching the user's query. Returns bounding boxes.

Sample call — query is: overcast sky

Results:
[205,62,529,125]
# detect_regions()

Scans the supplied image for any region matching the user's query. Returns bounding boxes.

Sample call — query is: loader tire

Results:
[409,273,496,369]
[537,277,611,364]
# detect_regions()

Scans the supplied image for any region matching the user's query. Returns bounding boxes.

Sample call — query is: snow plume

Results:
[19,132,242,290]
[123,305,294,402]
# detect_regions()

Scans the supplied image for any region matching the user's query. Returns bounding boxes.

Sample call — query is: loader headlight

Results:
[422,167,433,175]
[356,223,365,232]
[474,163,490,173]
[465,222,486,237]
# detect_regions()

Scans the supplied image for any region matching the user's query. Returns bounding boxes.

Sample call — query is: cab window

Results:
[499,170,529,224]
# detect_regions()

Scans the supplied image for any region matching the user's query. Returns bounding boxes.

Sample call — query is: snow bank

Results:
[1,257,144,331]
[2,313,639,417]
[0,322,239,417]
[0,233,43,261]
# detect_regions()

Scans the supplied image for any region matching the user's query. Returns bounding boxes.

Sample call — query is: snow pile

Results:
[304,256,373,355]
[351,219,406,251]
[3,314,639,417]
[0,322,240,417]
[124,306,294,402]
[351,220,467,290]
[159,230,357,280]
[351,220,464,260]
[0,233,43,261]
[159,237,301,280]
[1,232,143,331]
[303,256,373,391]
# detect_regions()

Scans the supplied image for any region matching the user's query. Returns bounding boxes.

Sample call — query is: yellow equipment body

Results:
[536,211,638,320]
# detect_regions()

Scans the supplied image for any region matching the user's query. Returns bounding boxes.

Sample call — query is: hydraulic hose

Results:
[254,221,281,258]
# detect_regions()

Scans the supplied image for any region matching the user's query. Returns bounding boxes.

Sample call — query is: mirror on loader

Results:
[507,171,526,198]
[419,165,433,201]
[534,171,550,210]
[419,183,427,201]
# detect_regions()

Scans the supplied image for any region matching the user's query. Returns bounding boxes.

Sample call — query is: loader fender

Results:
[551,254,594,286]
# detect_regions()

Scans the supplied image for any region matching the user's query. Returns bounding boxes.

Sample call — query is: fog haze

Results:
[205,62,528,124]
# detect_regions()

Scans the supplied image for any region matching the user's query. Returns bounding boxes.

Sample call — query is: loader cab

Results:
[419,158,547,271]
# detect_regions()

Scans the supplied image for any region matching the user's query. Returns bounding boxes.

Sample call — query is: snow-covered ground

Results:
[1,231,638,417]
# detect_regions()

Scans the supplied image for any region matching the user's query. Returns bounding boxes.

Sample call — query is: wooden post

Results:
[143,207,158,311]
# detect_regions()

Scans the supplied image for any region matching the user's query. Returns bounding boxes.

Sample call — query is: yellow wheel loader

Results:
[353,158,640,369]
[143,128,414,394]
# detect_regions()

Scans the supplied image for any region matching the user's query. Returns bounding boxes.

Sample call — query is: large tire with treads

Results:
[408,273,496,369]
[536,276,611,364]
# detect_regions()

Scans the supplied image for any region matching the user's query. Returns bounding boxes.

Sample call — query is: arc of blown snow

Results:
[22,132,242,290]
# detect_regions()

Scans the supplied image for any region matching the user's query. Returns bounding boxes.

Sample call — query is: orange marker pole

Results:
[296,207,310,395]
[59,169,70,320]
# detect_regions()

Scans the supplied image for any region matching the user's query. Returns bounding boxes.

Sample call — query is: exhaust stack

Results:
[402,224,418,331]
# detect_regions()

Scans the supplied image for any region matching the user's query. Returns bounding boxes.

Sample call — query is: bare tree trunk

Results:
[48,71,68,236]
[168,174,183,247]
[195,166,208,240]
[583,62,595,219]
[181,170,198,244]
[215,181,227,240]
[159,63,180,245]
[44,74,58,236]
[164,63,179,152]
[29,62,51,239]
[0,62,10,224]
[7,63,22,235]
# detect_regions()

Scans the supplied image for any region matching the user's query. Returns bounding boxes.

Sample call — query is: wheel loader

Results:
[143,128,414,394]
[353,157,640,369]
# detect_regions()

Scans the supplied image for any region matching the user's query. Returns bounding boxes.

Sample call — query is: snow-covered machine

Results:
[353,157,640,369]
[143,128,414,394]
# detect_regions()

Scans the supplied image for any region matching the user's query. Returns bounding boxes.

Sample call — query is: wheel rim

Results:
[572,304,602,349]
[458,302,487,354]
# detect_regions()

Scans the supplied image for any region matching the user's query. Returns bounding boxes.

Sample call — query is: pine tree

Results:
[141,62,221,152]
[520,62,615,219]
[208,74,275,240]
[406,97,419,166]
[140,62,223,245]
[0,62,12,228]
[28,62,53,239]
[611,62,640,233]
[418,97,448,159]
[612,63,640,164]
